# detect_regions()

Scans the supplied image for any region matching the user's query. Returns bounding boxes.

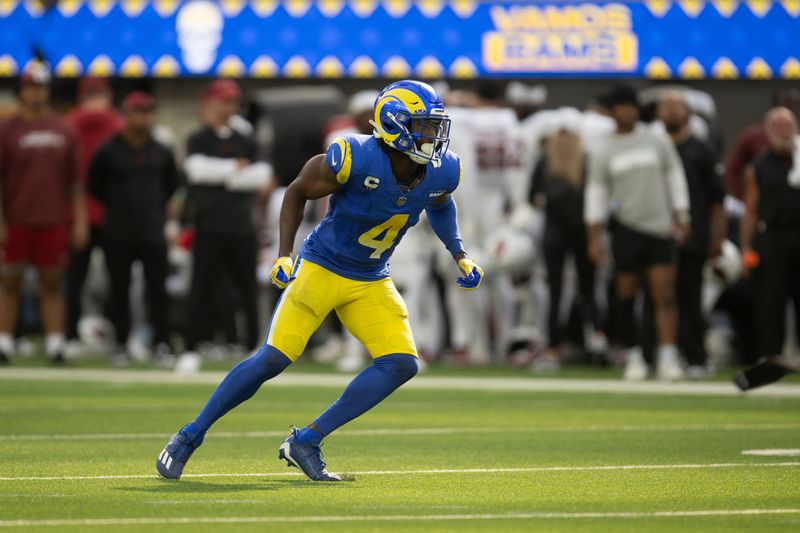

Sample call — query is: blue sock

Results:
[179,421,206,446]
[311,353,419,439]
[193,344,292,433]
[296,426,323,447]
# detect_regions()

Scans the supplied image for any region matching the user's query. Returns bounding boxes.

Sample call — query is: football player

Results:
[156,80,483,482]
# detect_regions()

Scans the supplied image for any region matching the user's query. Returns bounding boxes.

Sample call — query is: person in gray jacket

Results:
[585,85,690,381]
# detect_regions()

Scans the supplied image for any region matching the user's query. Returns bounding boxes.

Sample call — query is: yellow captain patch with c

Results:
[266,259,418,361]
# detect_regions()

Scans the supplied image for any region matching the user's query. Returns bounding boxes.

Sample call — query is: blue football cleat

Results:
[156,423,205,480]
[278,427,341,482]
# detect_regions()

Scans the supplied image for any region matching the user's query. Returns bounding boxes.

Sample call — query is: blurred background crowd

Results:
[2,59,799,381]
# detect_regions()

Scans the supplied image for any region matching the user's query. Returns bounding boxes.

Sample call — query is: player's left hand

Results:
[270,256,294,289]
[456,257,483,290]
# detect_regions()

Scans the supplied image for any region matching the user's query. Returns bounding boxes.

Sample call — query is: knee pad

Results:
[375,353,419,382]
[254,344,293,379]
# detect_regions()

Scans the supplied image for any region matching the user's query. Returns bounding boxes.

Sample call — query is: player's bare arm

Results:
[271,154,339,288]
[277,154,339,258]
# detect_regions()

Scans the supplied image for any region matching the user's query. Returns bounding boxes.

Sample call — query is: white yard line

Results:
[1,509,799,527]
[2,367,800,397]
[2,423,799,442]
[0,462,797,482]
[145,499,261,505]
[742,449,800,456]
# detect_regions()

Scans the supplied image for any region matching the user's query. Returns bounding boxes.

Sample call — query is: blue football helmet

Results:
[371,80,450,165]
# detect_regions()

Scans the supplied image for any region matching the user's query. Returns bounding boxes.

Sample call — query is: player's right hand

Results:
[270,256,294,289]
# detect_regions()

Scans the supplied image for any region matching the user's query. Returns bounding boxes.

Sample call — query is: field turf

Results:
[0,370,799,532]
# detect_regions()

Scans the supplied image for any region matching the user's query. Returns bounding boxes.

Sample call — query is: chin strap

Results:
[369,120,382,138]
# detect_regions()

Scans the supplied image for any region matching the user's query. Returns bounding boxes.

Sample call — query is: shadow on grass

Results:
[117,478,356,494]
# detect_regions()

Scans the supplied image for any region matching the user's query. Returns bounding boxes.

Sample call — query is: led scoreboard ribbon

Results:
[0,0,798,79]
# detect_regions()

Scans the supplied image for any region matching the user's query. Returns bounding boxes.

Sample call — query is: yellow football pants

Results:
[266,259,418,361]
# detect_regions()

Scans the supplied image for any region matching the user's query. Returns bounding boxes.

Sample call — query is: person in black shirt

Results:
[736,107,800,390]
[530,127,606,370]
[656,91,727,378]
[88,92,180,362]
[180,79,271,369]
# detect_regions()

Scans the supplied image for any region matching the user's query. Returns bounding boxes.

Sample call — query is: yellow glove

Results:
[270,256,294,289]
[456,257,483,290]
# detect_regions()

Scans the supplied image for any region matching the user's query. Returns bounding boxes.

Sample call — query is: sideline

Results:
[1,508,800,527]
[2,368,800,397]
[1,461,798,482]
[2,423,799,443]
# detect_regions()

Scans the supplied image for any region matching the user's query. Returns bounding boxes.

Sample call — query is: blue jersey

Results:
[300,134,462,281]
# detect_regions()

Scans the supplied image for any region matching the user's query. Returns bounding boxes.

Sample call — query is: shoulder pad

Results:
[439,151,462,193]
[326,137,353,184]
[326,134,377,184]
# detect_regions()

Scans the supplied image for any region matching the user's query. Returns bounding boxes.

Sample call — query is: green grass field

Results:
[1,370,799,532]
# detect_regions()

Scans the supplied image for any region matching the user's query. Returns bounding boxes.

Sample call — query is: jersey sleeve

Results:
[326,136,356,185]
[454,155,463,192]
[443,152,463,194]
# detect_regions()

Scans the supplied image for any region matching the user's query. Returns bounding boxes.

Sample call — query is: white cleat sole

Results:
[278,441,341,482]
[279,442,301,470]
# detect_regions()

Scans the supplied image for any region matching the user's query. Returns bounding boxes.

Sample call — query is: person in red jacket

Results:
[0,65,89,363]
[64,77,124,345]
